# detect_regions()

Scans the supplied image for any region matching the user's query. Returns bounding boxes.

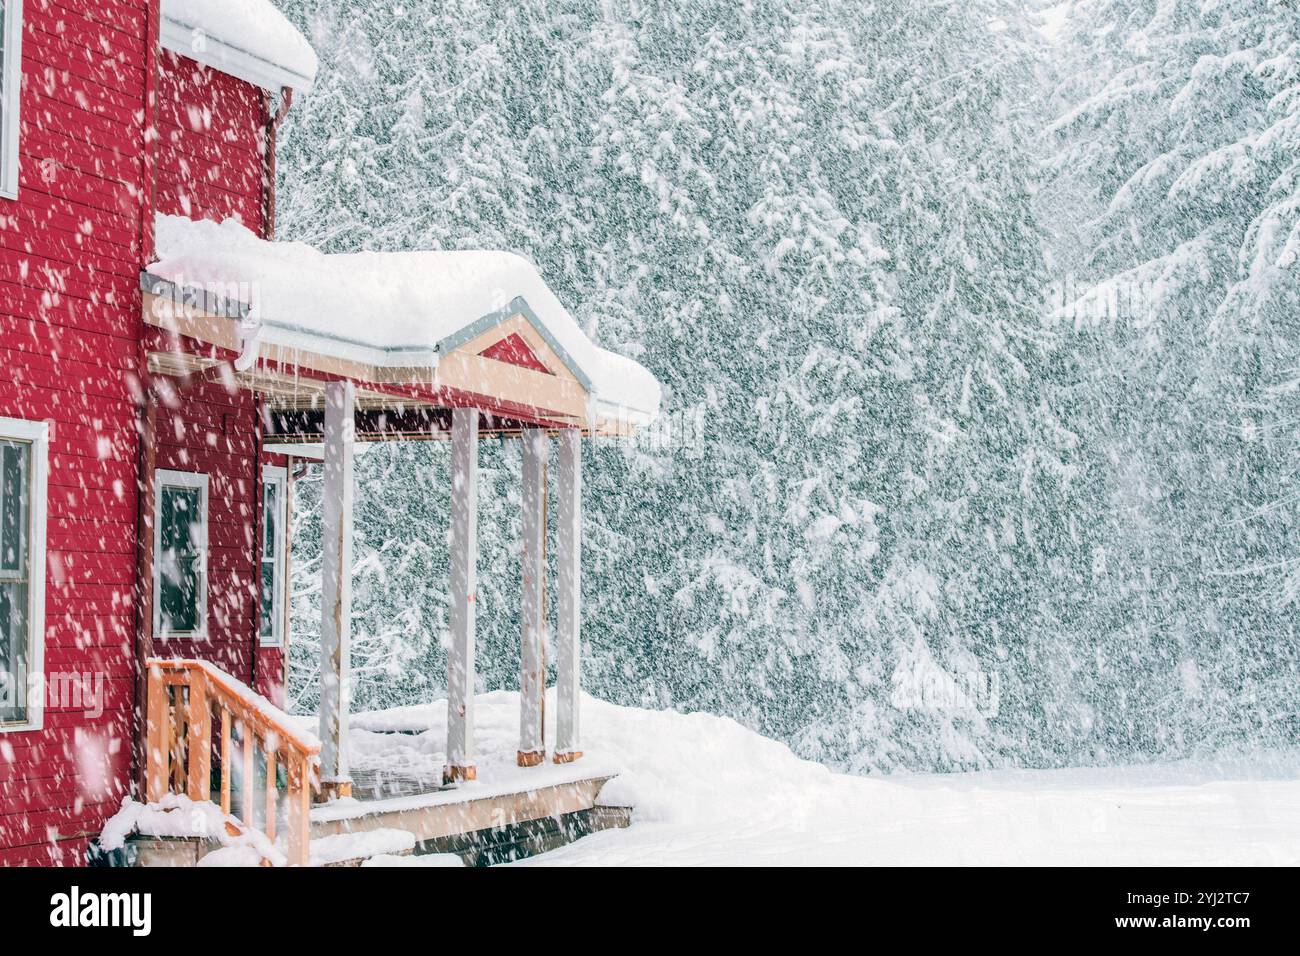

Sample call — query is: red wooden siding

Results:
[152,379,262,686]
[0,0,150,866]
[2,3,283,866]
[154,50,284,712]
[154,49,282,702]
[156,50,268,232]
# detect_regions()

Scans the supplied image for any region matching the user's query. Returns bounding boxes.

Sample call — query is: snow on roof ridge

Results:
[149,214,662,421]
[161,0,318,92]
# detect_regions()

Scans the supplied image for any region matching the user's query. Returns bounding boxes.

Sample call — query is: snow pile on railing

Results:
[154,656,321,757]
[195,658,320,754]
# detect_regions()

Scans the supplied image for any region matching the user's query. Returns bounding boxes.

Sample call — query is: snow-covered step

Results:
[309,828,417,867]
[362,853,466,868]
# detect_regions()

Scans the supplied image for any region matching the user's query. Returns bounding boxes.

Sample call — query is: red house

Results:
[0,0,658,866]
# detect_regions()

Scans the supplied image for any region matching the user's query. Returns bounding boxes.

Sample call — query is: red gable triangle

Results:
[479,332,552,374]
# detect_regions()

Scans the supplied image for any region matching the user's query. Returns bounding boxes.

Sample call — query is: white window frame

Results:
[0,415,47,734]
[260,465,288,647]
[154,469,209,640]
[0,0,24,200]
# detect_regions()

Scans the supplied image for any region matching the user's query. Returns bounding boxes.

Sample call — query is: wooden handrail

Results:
[144,658,321,866]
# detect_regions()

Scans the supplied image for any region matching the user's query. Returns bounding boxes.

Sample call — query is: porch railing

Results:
[144,658,321,866]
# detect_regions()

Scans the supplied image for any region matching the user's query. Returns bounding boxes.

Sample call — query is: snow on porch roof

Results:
[161,0,319,92]
[148,215,662,423]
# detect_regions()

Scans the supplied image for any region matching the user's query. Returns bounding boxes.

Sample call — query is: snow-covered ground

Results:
[347,692,1300,866]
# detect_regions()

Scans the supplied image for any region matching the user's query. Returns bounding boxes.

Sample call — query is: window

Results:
[0,0,23,199]
[260,466,287,646]
[0,417,47,732]
[154,470,209,638]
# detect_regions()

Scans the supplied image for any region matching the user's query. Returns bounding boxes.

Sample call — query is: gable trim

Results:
[436,296,592,392]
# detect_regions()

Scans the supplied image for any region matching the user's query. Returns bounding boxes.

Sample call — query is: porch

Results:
[136,664,628,865]
[309,691,629,866]
[127,214,660,865]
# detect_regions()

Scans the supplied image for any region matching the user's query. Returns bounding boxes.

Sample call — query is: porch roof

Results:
[143,215,661,436]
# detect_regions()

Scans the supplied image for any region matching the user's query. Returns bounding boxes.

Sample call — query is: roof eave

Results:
[141,272,437,368]
[140,271,660,425]
[160,15,316,93]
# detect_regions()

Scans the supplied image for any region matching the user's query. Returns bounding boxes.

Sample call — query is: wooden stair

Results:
[143,658,321,865]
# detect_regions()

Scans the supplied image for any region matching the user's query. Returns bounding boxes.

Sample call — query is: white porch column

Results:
[318,380,355,799]
[554,428,582,762]
[445,407,479,783]
[518,428,548,766]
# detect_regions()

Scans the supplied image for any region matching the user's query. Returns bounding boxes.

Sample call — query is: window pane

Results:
[159,484,202,633]
[160,486,200,553]
[0,580,27,723]
[0,441,28,574]
[160,553,200,633]
[263,482,278,559]
[0,0,11,177]
[0,439,29,721]
[260,560,276,638]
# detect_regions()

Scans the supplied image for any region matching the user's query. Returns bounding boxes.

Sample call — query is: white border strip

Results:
[0,415,47,733]
[1,0,24,200]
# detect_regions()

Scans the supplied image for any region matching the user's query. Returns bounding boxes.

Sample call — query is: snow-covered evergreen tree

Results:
[275,0,1073,770]
[1041,0,1300,757]
[275,0,1297,771]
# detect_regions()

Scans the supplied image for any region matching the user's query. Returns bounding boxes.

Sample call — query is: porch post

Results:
[318,380,355,800]
[554,428,582,762]
[518,428,548,766]
[445,407,479,783]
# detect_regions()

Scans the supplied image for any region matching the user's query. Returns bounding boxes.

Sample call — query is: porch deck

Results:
[312,765,627,865]
[305,696,630,864]
[137,665,629,865]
